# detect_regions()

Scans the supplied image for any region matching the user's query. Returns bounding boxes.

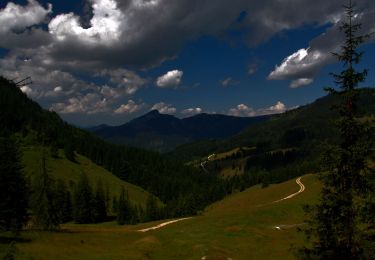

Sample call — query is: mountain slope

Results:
[171,88,375,162]
[0,76,227,217]
[22,146,152,207]
[91,110,270,152]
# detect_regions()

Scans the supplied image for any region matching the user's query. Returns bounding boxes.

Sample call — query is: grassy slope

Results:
[12,174,321,259]
[22,146,152,207]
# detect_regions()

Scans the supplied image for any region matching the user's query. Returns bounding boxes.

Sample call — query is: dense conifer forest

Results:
[0,76,227,229]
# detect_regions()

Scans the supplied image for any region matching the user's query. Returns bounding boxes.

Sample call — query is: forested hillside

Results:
[171,88,375,162]
[0,77,226,222]
[169,88,375,192]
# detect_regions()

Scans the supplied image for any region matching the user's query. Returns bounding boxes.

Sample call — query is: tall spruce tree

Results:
[31,149,61,230]
[74,172,94,223]
[145,194,159,221]
[117,187,130,225]
[64,141,76,163]
[299,1,374,259]
[112,195,118,215]
[0,136,28,232]
[55,179,72,223]
[93,179,107,223]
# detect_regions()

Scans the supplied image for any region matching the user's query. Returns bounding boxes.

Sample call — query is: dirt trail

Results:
[273,177,305,203]
[272,177,306,231]
[137,217,192,232]
[200,154,215,173]
[138,177,306,232]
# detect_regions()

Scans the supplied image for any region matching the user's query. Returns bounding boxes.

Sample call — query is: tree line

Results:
[0,76,228,227]
[0,137,165,231]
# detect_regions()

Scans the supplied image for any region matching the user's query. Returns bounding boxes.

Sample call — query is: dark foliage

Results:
[298,1,375,259]
[0,136,28,232]
[0,76,227,220]
[117,187,131,225]
[30,150,61,230]
[73,172,94,224]
[93,180,107,223]
[55,180,73,223]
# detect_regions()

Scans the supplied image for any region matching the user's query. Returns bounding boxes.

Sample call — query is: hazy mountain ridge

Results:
[90,110,271,152]
[170,88,375,162]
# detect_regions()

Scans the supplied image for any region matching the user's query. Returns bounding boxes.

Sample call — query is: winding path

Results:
[138,177,306,232]
[137,217,192,232]
[200,154,215,173]
[273,177,305,203]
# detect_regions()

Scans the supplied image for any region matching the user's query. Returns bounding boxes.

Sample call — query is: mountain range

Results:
[89,110,271,152]
[170,88,375,162]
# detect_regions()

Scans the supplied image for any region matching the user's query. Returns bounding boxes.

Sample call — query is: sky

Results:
[1,0,375,126]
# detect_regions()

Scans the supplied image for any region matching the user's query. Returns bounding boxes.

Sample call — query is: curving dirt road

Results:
[200,154,215,173]
[137,217,192,232]
[138,177,306,232]
[273,177,305,203]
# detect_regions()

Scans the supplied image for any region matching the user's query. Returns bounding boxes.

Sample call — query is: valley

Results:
[1,1,375,259]
[0,77,374,259]
[6,175,320,259]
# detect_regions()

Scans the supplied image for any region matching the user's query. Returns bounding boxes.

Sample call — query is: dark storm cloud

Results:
[6,0,371,70]
[3,0,375,71]
[1,0,375,116]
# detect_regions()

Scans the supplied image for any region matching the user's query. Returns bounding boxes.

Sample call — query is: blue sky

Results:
[1,0,375,126]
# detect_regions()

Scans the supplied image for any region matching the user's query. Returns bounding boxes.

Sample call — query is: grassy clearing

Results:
[21,146,154,207]
[6,174,321,259]
[218,157,248,178]
[209,146,256,161]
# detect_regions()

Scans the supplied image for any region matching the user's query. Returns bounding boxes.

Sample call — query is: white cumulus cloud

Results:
[20,85,36,96]
[48,0,123,45]
[181,107,203,116]
[268,101,286,112]
[156,70,183,88]
[256,101,287,115]
[220,77,239,87]
[114,100,145,114]
[228,101,288,117]
[151,102,176,114]
[50,93,110,114]
[228,104,255,117]
[98,68,148,97]
[268,47,329,88]
[290,78,314,88]
[0,0,51,34]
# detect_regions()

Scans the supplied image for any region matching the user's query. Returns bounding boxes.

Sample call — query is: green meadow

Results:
[2,174,321,259]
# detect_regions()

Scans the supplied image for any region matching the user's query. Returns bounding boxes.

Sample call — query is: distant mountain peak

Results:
[148,109,160,115]
[134,109,176,123]
[91,109,272,152]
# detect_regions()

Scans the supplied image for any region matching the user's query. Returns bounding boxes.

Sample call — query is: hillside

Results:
[90,110,270,152]
[21,146,152,207]
[10,175,321,259]
[0,76,227,219]
[171,88,375,162]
